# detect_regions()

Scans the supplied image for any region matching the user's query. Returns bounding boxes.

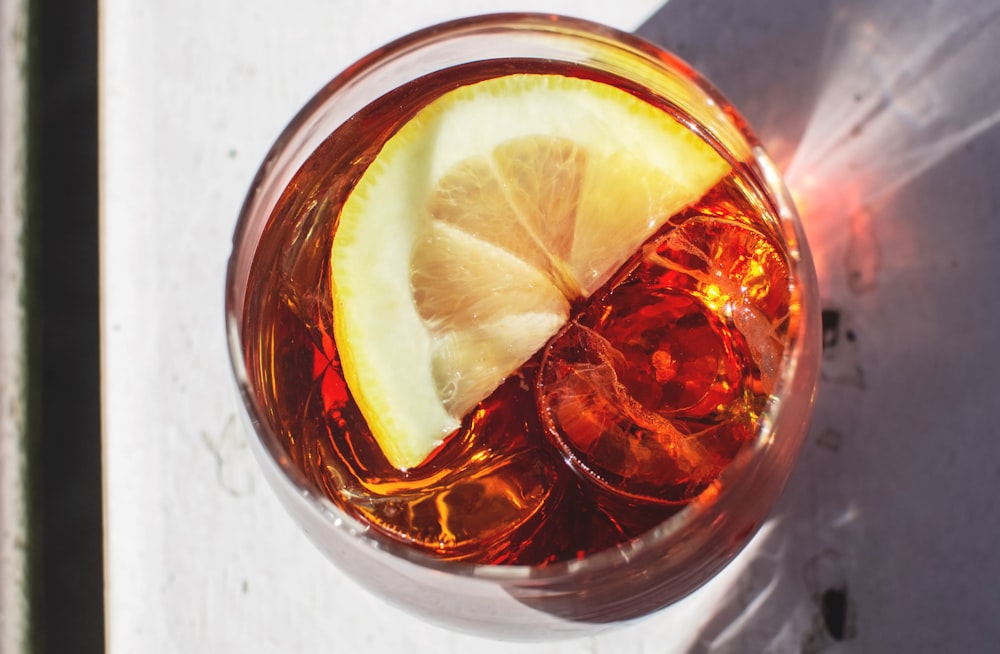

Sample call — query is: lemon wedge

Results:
[331,74,730,469]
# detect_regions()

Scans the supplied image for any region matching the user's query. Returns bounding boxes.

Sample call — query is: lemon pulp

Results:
[331,73,731,470]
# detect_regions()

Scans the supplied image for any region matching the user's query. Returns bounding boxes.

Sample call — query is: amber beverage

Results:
[227,14,821,639]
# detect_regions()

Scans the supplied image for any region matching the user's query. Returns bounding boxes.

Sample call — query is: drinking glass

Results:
[225,13,821,640]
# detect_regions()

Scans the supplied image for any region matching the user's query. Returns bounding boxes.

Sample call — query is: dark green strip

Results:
[24,0,104,651]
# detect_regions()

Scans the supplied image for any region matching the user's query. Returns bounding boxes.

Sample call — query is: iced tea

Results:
[239,58,797,566]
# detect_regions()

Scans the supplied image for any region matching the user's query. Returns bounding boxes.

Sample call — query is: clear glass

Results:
[226,13,821,640]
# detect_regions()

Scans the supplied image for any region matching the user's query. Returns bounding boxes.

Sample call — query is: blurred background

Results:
[2,0,998,652]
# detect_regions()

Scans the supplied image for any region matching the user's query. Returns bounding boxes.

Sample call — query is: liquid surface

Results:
[242,59,795,565]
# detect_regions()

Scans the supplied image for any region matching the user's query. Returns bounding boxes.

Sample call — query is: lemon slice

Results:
[331,74,730,469]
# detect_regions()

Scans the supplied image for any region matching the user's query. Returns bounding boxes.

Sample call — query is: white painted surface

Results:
[100,3,704,654]
[0,0,28,651]
[103,0,1000,652]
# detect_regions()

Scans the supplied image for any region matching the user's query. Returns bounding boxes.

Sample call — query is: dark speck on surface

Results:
[822,308,841,350]
[821,587,849,641]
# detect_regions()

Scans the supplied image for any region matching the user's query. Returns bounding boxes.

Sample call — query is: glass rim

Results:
[224,11,819,586]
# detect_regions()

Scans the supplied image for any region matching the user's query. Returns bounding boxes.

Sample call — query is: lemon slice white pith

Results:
[331,74,730,470]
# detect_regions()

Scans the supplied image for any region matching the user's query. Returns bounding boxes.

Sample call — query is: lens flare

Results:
[786,1,1000,287]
